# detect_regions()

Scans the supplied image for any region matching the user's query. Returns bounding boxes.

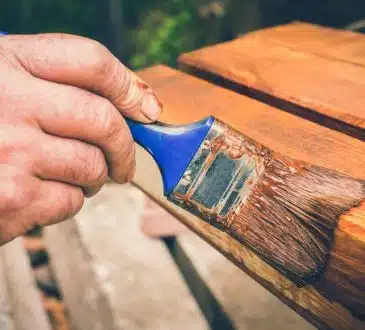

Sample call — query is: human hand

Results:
[0,33,162,244]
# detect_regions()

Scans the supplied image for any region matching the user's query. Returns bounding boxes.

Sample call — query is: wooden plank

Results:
[0,255,16,330]
[44,183,208,330]
[177,233,314,330]
[178,29,365,138]
[141,195,189,237]
[1,237,52,330]
[134,146,313,330]
[133,65,365,330]
[248,22,365,67]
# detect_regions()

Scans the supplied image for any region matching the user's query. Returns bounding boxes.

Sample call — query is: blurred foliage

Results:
[1,0,365,70]
[0,0,233,69]
[129,9,194,68]
[128,0,232,68]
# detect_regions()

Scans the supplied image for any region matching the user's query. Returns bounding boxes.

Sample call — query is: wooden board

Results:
[0,238,51,330]
[177,233,314,330]
[178,25,365,138]
[133,65,365,330]
[134,145,314,330]
[0,253,16,330]
[249,22,365,67]
[44,183,209,330]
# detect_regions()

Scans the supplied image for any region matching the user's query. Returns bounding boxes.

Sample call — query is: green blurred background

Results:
[1,0,365,70]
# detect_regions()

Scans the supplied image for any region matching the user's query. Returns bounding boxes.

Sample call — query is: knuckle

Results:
[0,182,21,212]
[111,138,135,183]
[106,63,131,102]
[61,143,87,183]
[0,41,20,70]
[62,150,84,183]
[88,147,108,182]
[94,99,121,142]
[64,143,107,184]
[125,141,136,168]
[81,38,113,77]
[44,186,84,225]
[0,124,32,164]
[64,188,84,218]
[47,186,84,224]
[113,126,131,155]
[0,221,17,246]
[0,167,36,213]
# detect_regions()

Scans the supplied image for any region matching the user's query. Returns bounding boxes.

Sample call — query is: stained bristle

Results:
[229,157,365,285]
[167,119,365,285]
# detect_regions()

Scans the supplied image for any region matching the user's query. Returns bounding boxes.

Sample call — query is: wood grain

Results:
[1,238,52,330]
[134,147,314,330]
[177,233,314,330]
[178,26,365,138]
[44,183,208,330]
[133,65,365,329]
[249,22,365,67]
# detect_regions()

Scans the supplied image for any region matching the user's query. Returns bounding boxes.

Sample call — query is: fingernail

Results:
[141,93,163,121]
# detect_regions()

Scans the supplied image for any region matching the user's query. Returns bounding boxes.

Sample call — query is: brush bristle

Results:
[167,119,364,285]
[229,156,365,284]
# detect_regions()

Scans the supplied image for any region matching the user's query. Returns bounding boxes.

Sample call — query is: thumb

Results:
[1,33,162,122]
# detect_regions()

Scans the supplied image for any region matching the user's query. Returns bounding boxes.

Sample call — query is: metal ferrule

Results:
[167,119,265,229]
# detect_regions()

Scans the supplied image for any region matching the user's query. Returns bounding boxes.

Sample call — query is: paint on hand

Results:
[121,68,163,121]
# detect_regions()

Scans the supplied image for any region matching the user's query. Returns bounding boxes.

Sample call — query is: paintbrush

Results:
[126,116,365,286]
[1,31,362,286]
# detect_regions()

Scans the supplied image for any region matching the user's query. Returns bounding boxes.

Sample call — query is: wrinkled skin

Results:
[0,33,162,245]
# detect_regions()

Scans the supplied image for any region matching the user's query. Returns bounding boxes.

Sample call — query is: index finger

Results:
[1,33,162,122]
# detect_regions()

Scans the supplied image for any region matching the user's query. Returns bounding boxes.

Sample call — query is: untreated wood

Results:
[0,254,15,330]
[177,233,314,330]
[133,65,365,330]
[141,197,189,237]
[178,24,365,139]
[1,238,51,330]
[44,183,208,330]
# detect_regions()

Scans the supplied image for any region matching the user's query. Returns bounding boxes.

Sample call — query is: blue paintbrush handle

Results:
[125,117,214,195]
[0,29,213,195]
